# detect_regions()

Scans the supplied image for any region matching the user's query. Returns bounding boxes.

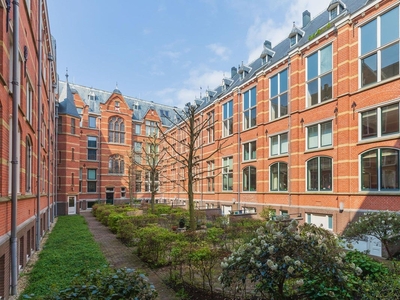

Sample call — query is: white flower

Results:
[270,264,278,271]
[221,261,228,268]
[288,266,294,274]
[342,275,348,282]
[295,279,304,286]
[355,267,363,275]
[294,234,301,240]
[349,263,355,269]
[294,260,301,266]
[339,252,346,258]
[268,246,274,254]
[254,247,261,256]
[284,256,291,263]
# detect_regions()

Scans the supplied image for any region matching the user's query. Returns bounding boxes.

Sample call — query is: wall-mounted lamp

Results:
[339,201,344,213]
[351,101,357,111]
[300,118,304,128]
[334,106,338,118]
[265,129,268,137]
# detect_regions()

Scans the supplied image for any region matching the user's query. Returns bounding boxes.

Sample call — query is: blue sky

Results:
[48,0,331,108]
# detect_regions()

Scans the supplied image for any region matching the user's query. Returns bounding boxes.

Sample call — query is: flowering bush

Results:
[219,219,362,299]
[342,210,400,259]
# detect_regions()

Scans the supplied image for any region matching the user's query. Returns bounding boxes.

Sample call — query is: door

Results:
[106,192,114,204]
[68,196,76,215]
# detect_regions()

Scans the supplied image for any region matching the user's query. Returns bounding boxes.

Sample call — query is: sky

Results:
[47,0,332,108]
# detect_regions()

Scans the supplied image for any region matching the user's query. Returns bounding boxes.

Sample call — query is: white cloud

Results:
[207,43,231,60]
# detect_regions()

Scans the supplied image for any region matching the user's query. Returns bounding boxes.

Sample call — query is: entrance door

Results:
[106,192,114,204]
[68,196,76,215]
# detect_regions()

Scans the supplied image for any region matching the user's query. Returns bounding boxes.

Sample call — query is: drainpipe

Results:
[55,98,59,217]
[98,116,101,204]
[47,52,52,228]
[36,0,43,251]
[10,0,20,295]
[237,89,241,211]
[287,57,292,207]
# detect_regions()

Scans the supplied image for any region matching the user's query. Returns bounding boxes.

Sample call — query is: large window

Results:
[243,87,256,130]
[135,171,142,192]
[207,111,215,143]
[145,121,158,137]
[135,124,141,135]
[361,148,399,191]
[361,103,399,139]
[108,154,124,174]
[223,100,233,137]
[306,213,333,230]
[108,116,125,143]
[89,116,96,128]
[87,136,97,160]
[270,162,288,191]
[270,69,288,120]
[134,142,142,153]
[87,169,97,193]
[270,133,288,156]
[360,6,399,87]
[207,160,215,192]
[307,44,332,106]
[243,141,256,161]
[222,156,233,191]
[307,157,332,191]
[145,171,159,192]
[243,166,256,191]
[307,121,332,149]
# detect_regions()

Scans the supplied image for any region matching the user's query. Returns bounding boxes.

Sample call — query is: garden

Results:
[91,203,400,299]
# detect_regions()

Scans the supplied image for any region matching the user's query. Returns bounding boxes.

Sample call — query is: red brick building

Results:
[0,0,57,298]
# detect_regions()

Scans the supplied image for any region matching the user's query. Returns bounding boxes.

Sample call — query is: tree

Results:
[342,210,400,259]
[219,219,363,299]
[159,102,226,230]
[128,132,166,214]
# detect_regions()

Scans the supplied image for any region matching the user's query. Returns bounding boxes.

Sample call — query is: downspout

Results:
[98,117,101,203]
[237,89,241,210]
[55,99,59,217]
[10,0,20,295]
[36,0,43,251]
[47,52,51,228]
[287,57,292,207]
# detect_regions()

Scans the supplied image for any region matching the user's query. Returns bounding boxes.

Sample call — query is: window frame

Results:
[87,169,97,193]
[87,136,97,161]
[270,69,288,120]
[270,132,288,156]
[360,103,399,140]
[243,87,257,130]
[222,100,233,137]
[88,116,96,128]
[222,156,233,191]
[108,116,125,143]
[306,120,333,150]
[306,156,333,192]
[270,162,288,192]
[243,141,257,161]
[243,166,256,192]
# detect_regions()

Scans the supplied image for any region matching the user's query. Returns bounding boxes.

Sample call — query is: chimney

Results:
[264,40,272,49]
[303,10,311,28]
[231,66,237,78]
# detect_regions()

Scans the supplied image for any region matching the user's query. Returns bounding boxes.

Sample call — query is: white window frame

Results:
[243,141,256,161]
[306,120,333,150]
[270,132,288,156]
[243,87,257,130]
[223,100,233,137]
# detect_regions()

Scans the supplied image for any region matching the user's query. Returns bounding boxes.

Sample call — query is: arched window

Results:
[108,117,125,143]
[243,166,256,191]
[108,154,125,174]
[361,148,399,191]
[26,136,33,193]
[270,162,287,191]
[307,157,332,191]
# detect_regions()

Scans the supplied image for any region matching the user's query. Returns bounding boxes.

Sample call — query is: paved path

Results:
[81,211,177,300]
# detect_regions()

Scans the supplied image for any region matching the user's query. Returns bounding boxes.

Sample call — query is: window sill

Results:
[269,154,288,160]
[357,74,400,94]
[357,134,400,145]
[304,146,334,154]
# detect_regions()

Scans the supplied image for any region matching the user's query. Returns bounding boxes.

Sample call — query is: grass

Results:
[20,215,108,299]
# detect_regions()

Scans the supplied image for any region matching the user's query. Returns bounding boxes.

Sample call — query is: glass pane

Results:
[250,167,256,191]
[243,111,249,129]
[280,69,288,92]
[280,93,288,117]
[271,164,278,190]
[279,163,288,191]
[307,52,318,80]
[271,97,279,119]
[251,141,256,159]
[88,169,96,180]
[382,104,399,135]
[381,7,399,46]
[251,108,256,127]
[320,44,332,74]
[381,149,399,189]
[308,125,318,149]
[229,101,233,118]
[308,79,319,106]
[321,122,332,147]
[361,54,377,86]
[251,87,256,107]
[307,158,318,190]
[271,74,278,97]
[271,136,278,155]
[381,43,399,80]
[362,110,377,138]
[320,72,332,102]
[362,150,378,189]
[243,168,249,191]
[244,91,249,110]
[88,137,97,148]
[320,157,332,190]
[244,144,249,160]
[280,133,288,154]
[361,19,377,55]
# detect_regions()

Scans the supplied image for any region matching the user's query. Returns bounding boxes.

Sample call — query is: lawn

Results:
[20,215,108,299]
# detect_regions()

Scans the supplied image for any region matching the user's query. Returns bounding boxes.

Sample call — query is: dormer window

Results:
[290,35,299,47]
[328,0,345,20]
[288,23,304,47]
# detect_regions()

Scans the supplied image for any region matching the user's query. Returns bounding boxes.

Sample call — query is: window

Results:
[71,148,75,161]
[270,69,288,120]
[243,166,256,191]
[71,118,75,134]
[223,100,233,137]
[307,44,332,106]
[222,157,233,191]
[134,142,142,153]
[108,154,124,174]
[160,109,169,118]
[328,2,344,20]
[79,168,82,193]
[360,7,399,87]
[58,116,62,134]
[108,116,125,143]
[243,141,256,161]
[135,171,142,192]
[26,136,32,193]
[87,136,97,160]
[361,148,399,191]
[207,111,215,143]
[145,171,159,192]
[307,157,332,191]
[87,169,97,192]
[135,124,141,135]
[243,87,256,130]
[270,162,288,191]
[121,187,126,198]
[361,104,399,139]
[207,160,215,192]
[89,116,96,128]
[307,121,332,149]
[306,213,333,230]
[270,133,288,156]
[145,121,158,137]
[26,81,33,123]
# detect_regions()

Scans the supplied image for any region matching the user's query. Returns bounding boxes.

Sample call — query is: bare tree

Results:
[159,102,226,230]
[128,132,166,213]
